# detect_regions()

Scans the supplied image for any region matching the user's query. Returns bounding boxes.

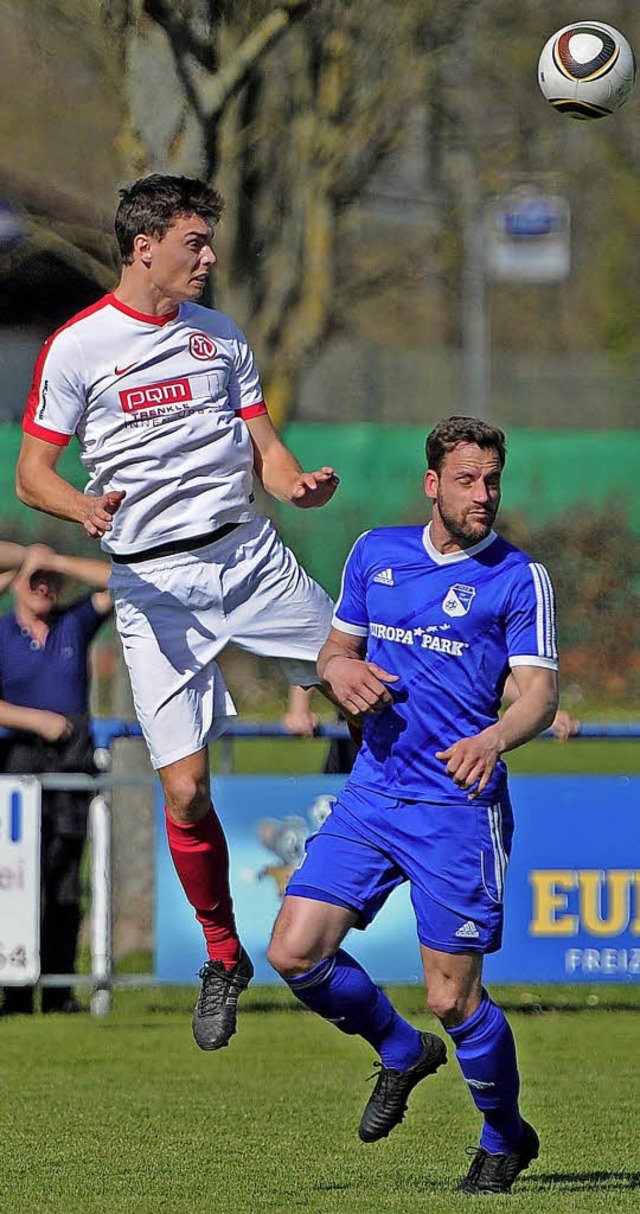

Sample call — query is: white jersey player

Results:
[17,173,338,1052]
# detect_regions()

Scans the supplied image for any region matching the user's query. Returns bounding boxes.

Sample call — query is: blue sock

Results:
[446,989,523,1154]
[288,949,423,1070]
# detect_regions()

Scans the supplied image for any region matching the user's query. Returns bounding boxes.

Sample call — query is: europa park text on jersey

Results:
[369,620,469,657]
[367,576,477,657]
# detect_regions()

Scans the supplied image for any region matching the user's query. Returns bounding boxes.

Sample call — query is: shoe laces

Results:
[366,1061,405,1109]
[366,1060,390,1087]
[463,1145,490,1185]
[196,961,239,1016]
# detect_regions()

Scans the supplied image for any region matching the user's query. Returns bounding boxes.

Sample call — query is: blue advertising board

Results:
[156,775,640,986]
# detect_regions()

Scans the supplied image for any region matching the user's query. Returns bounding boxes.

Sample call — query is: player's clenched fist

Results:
[83,490,126,539]
[321,654,398,719]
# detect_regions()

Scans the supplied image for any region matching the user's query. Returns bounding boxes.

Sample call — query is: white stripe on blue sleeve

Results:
[528,562,558,661]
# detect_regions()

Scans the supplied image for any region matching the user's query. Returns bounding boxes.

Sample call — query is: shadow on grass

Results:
[522,1171,640,1191]
[500,1001,640,1016]
[142,997,306,1015]
[407,1172,640,1196]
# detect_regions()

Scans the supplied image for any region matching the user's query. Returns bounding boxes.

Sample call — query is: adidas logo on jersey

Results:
[455,920,480,939]
[373,568,395,586]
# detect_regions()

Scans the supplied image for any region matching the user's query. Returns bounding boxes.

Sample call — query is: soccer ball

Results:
[538,22,636,119]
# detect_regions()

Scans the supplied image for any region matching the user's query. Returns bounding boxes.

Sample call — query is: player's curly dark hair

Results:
[115,174,225,263]
[426,416,506,473]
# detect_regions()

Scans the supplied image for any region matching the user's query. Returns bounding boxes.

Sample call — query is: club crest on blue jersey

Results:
[442,583,476,617]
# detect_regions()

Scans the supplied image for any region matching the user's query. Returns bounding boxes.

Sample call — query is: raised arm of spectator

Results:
[246,413,339,509]
[0,542,36,595]
[0,570,18,596]
[16,544,112,615]
[282,686,320,737]
[0,541,31,574]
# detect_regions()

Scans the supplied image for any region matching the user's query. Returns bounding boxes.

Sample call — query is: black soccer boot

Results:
[192,946,254,1051]
[358,1031,447,1142]
[457,1120,540,1194]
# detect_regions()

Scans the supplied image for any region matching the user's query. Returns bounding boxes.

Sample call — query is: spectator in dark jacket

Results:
[0,542,111,1014]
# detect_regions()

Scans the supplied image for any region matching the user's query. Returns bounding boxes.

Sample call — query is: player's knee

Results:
[164,773,210,824]
[266,929,318,981]
[426,986,468,1026]
[266,936,303,980]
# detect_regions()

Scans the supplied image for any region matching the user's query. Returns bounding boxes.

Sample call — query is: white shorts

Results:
[109,515,334,769]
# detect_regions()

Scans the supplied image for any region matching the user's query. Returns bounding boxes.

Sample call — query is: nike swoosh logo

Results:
[114,363,136,376]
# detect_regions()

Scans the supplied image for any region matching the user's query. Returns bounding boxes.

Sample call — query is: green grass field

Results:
[1,984,639,1213]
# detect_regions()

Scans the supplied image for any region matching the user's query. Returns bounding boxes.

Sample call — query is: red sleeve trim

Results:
[22,418,71,447]
[236,401,268,420]
[22,295,111,435]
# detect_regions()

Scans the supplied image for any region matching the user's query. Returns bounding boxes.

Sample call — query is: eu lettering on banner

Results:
[0,777,41,985]
[484,776,640,984]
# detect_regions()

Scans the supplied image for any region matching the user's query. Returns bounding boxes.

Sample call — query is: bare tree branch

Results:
[0,167,113,233]
[23,219,117,291]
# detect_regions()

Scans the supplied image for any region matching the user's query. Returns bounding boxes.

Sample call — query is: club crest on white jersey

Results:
[189,332,217,360]
[442,583,476,617]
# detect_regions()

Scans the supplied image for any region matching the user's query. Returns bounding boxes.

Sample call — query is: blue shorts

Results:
[286,781,514,954]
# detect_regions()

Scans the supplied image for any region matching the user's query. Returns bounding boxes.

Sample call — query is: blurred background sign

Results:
[485,191,571,282]
[0,776,40,985]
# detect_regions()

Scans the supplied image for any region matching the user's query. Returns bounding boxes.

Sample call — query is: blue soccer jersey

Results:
[332,523,557,805]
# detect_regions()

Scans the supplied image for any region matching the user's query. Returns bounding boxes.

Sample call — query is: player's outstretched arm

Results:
[318,627,398,719]
[246,413,339,508]
[16,434,125,540]
[437,666,558,798]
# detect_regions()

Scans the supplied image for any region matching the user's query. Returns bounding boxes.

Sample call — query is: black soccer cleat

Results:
[358,1030,447,1142]
[457,1119,540,1194]
[192,946,254,1051]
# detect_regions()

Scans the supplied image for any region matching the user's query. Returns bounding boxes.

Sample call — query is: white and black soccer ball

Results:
[538,21,636,119]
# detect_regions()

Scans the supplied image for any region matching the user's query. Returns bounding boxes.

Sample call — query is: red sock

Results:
[164,807,240,968]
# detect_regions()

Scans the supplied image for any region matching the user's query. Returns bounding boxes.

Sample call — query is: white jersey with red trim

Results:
[23,293,268,555]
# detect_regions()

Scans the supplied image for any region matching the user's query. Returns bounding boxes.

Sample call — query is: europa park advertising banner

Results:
[155,775,640,986]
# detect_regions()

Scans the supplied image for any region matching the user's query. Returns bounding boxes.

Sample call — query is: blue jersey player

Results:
[268,416,559,1195]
